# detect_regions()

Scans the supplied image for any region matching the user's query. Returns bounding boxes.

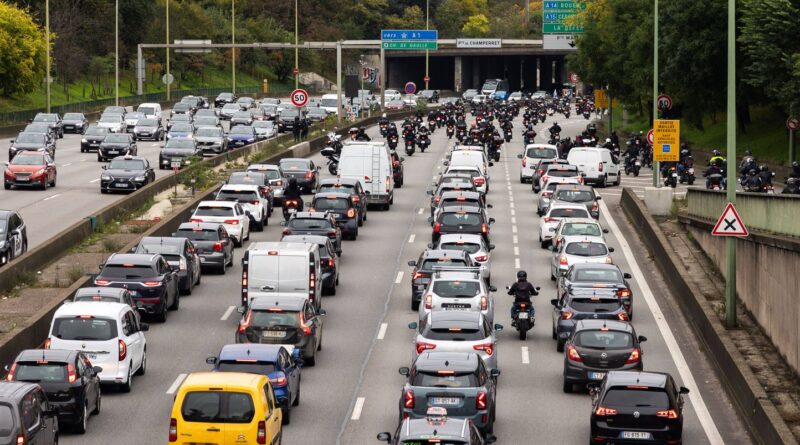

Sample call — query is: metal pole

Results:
[45,0,50,113]
[336,41,342,122]
[652,0,660,188]
[724,0,737,328]
[166,0,170,101]
[115,0,119,106]
[380,46,385,110]
[609,92,613,134]
[295,0,299,90]
[425,0,429,90]
[790,105,796,163]
[137,45,143,95]
[232,0,236,94]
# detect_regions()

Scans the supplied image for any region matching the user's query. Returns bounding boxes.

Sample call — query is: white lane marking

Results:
[151,143,159,147]
[80,159,87,162]
[62,163,72,167]
[377,323,388,340]
[512,225,518,233]
[418,208,424,215]
[89,178,100,183]
[166,373,187,394]
[514,258,521,269]
[395,271,404,284]
[220,305,236,321]
[598,198,724,444]
[510,209,516,216]
[511,217,517,224]
[510,202,515,209]
[521,346,530,364]
[408,234,416,243]
[43,193,61,201]
[509,196,514,203]
[513,235,518,244]
[351,397,366,420]
[514,246,519,256]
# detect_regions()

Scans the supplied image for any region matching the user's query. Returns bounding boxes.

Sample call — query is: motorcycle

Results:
[507,286,540,340]
[320,146,339,175]
[524,131,536,145]
[783,177,800,195]
[456,128,466,142]
[283,199,300,221]
[583,111,591,119]
[446,125,454,139]
[624,156,641,177]
[404,138,416,156]
[388,134,399,150]
[664,166,678,188]
[563,110,571,119]
[436,115,444,128]
[706,172,725,190]
[504,129,512,143]
[379,123,389,137]
[418,134,431,152]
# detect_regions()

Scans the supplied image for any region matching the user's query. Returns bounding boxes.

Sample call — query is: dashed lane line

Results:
[408,234,416,243]
[521,346,530,364]
[377,323,388,340]
[220,305,236,321]
[166,374,187,395]
[395,271,404,284]
[350,397,366,420]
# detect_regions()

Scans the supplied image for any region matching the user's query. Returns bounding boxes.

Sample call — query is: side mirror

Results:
[488,244,495,250]
[488,218,496,224]
[608,247,615,253]
[550,298,558,306]
[318,308,327,316]
[596,196,602,200]
[679,386,690,395]
[623,273,632,279]
[493,323,503,332]
[206,356,218,365]
[638,335,648,343]
[407,260,417,267]
[398,366,410,376]
[139,323,150,332]
[443,161,449,166]
[426,243,434,249]
[517,154,523,159]
[92,366,103,374]
[488,162,494,167]
[490,368,501,378]
[407,322,418,330]
[603,228,610,234]
[377,432,392,443]
[489,285,497,292]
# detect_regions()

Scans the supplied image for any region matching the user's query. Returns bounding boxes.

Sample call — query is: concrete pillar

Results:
[454,56,463,93]
[472,57,480,90]
[536,57,541,90]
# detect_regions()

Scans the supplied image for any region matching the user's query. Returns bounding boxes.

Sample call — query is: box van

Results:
[566,147,621,187]
[338,141,395,209]
[481,78,508,96]
[241,242,322,308]
[169,372,282,444]
[137,103,163,123]
[319,94,341,114]
[384,89,402,102]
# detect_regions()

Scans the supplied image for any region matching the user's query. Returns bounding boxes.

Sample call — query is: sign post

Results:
[652,119,680,162]
[787,116,799,163]
[290,88,309,107]
[171,161,181,196]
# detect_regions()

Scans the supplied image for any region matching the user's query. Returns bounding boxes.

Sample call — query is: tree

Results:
[435,0,487,38]
[462,14,490,37]
[385,5,426,30]
[0,2,46,97]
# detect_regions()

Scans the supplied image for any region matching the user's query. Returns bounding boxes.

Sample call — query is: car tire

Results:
[358,216,363,227]
[155,302,168,323]
[195,270,201,286]
[119,366,132,393]
[552,325,557,340]
[234,237,242,248]
[170,293,180,310]
[563,380,574,393]
[305,351,316,367]
[218,259,227,275]
[556,339,565,353]
[615,174,621,186]
[136,349,147,376]
[326,284,336,296]
[412,299,420,311]
[51,176,56,187]
[75,402,88,434]
[92,390,101,415]
[3,183,9,190]
[281,402,291,425]
[182,279,192,296]
[101,188,108,194]
[255,218,264,232]
[541,240,549,249]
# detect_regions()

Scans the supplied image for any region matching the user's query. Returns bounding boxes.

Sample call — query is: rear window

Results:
[547,170,579,178]
[603,388,670,409]
[0,405,13,436]
[100,264,154,279]
[217,190,258,202]
[318,184,355,194]
[569,298,621,313]
[439,242,481,255]
[176,228,220,241]
[262,170,282,180]
[313,198,349,211]
[288,218,332,230]
[216,361,276,375]
[52,317,118,341]
[13,363,68,382]
[550,208,590,218]
[424,326,486,341]
[562,223,602,237]
[280,160,308,170]
[575,331,634,349]
[440,177,473,187]
[432,280,481,298]
[411,371,478,388]
[195,206,234,217]
[441,198,479,209]
[74,295,122,303]
[181,392,255,424]
[229,173,266,186]
[251,310,299,328]
[440,213,482,226]
[565,242,608,256]
[401,441,466,445]
[136,243,181,256]
[527,148,557,159]
[555,190,594,202]
[574,269,622,282]
[420,258,467,272]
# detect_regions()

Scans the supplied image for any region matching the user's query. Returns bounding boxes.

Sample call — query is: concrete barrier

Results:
[686,188,800,238]
[620,187,797,445]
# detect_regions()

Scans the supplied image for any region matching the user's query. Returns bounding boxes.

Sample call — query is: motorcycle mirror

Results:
[638,335,648,343]
[398,367,410,376]
[407,322,418,330]
[426,243,434,249]
[608,247,615,253]
[623,273,632,279]
[550,299,558,306]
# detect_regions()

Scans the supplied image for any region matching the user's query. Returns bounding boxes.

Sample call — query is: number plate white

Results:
[518,312,530,319]
[589,372,606,380]
[262,331,286,338]
[621,431,652,440]
[671,173,678,177]
[114,183,129,188]
[430,397,460,406]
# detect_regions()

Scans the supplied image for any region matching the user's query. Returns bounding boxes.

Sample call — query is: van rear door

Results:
[247,254,309,302]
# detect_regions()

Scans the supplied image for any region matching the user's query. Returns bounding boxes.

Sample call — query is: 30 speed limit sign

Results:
[290,89,309,107]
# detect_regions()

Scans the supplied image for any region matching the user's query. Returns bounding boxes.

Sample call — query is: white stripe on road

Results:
[89,178,100,183]
[510,202,515,209]
[350,397,366,420]
[513,235,518,244]
[418,208,424,214]
[598,199,724,444]
[510,209,515,216]
[377,323,388,340]
[395,271,404,284]
[408,234,416,243]
[521,346,530,364]
[514,258,521,269]
[514,246,519,256]
[62,163,72,167]
[511,217,516,224]
[220,305,236,321]
[512,225,517,233]
[43,193,61,201]
[166,373,187,395]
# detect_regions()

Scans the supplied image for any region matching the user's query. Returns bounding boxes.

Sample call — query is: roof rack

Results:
[431,266,481,278]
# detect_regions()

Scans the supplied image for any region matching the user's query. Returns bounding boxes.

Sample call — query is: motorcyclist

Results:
[757,164,773,189]
[708,149,725,166]
[704,162,725,189]
[348,127,359,141]
[739,151,757,181]
[378,113,389,127]
[610,131,620,148]
[791,161,800,179]
[356,126,371,141]
[417,125,431,145]
[743,169,761,190]
[508,270,538,324]
[602,138,615,150]
[549,122,562,137]
[283,177,304,211]
[623,141,641,169]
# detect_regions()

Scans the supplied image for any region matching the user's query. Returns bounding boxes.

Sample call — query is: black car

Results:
[7,349,101,433]
[174,222,234,274]
[317,177,368,224]
[9,132,54,160]
[236,295,326,366]
[432,206,494,244]
[281,234,339,295]
[62,113,88,134]
[159,138,200,170]
[590,371,689,445]
[282,211,343,254]
[551,287,630,352]
[279,158,319,193]
[166,113,192,131]
[170,102,193,117]
[132,118,165,141]
[100,155,155,193]
[94,253,179,322]
[560,263,634,319]
[81,126,110,153]
[407,249,473,310]
[98,133,137,162]
[230,110,254,127]
[562,319,646,393]
[277,109,301,132]
[310,192,360,239]
[24,123,58,143]
[32,113,64,139]
[0,210,27,266]
[0,382,59,444]
[132,236,202,295]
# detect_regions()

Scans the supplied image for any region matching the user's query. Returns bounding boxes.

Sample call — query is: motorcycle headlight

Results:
[134,175,146,181]
[101,174,110,180]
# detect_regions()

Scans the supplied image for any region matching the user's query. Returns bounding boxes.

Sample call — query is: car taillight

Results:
[168,418,178,442]
[433,223,441,234]
[522,158,527,167]
[224,219,239,225]
[179,258,187,271]
[257,420,267,444]
[386,177,391,192]
[473,343,494,356]
[625,348,640,364]
[567,345,583,362]
[305,171,313,179]
[617,288,631,298]
[352,195,360,204]
[434,196,441,204]
[299,311,312,336]
[269,372,288,387]
[282,228,291,236]
[424,295,432,309]
[416,342,436,354]
[44,339,51,349]
[473,177,485,186]
[404,390,415,408]
[413,271,429,281]
[95,279,110,286]
[541,175,549,184]
[656,409,679,419]
[598,162,604,172]
[346,208,356,218]
[5,363,16,381]
[542,191,552,197]
[591,201,598,212]
[559,255,568,266]
[618,312,630,321]
[481,224,488,234]
[605,256,614,264]
[143,281,162,287]
[190,218,203,223]
[561,311,574,320]
[238,309,252,333]
[328,258,335,267]
[213,242,224,252]
[327,230,337,238]
[480,296,488,311]
[474,255,488,262]
[544,217,555,223]
[476,391,487,409]
[538,169,544,175]
[67,363,78,383]
[118,339,127,361]
[595,406,617,416]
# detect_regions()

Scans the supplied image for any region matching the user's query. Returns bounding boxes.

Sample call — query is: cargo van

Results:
[241,242,322,309]
[337,141,395,209]
[319,94,342,114]
[137,103,163,123]
[566,147,621,187]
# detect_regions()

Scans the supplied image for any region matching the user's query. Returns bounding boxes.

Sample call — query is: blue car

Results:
[206,343,302,425]
[492,90,509,101]
[166,123,195,140]
[228,125,257,147]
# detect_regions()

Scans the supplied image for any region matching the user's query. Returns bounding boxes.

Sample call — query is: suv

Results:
[97,133,137,162]
[419,268,495,322]
[0,382,59,444]
[190,200,250,247]
[378,407,495,444]
[408,311,502,370]
[407,250,474,310]
[316,177,368,224]
[550,287,629,352]
[0,210,27,266]
[174,222,234,274]
[216,184,269,231]
[282,211,342,254]
[432,206,494,244]
[132,237,201,295]
[310,192,360,239]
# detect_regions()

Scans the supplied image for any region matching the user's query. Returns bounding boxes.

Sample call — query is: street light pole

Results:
[652,0,660,188]
[295,0,299,89]
[115,0,119,106]
[724,0,737,328]
[166,0,170,101]
[425,0,429,90]
[232,0,236,94]
[45,0,50,113]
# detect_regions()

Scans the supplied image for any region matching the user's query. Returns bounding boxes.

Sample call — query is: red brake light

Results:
[95,279,110,286]
[305,171,313,179]
[257,420,267,444]
[327,230,337,238]
[213,242,224,252]
[618,312,630,321]
[142,281,162,287]
[118,339,127,361]
[474,255,488,262]
[567,345,582,362]
[386,177,391,192]
[481,223,488,234]
[433,223,441,233]
[476,391,487,409]
[404,390,415,408]
[473,177,485,186]
[480,295,488,310]
[592,201,599,211]
[346,208,356,218]
[522,158,527,167]
[15,435,23,445]
[595,406,617,416]
[269,372,288,387]
[598,162,604,172]
[5,363,16,381]
[473,343,494,356]
[617,288,632,298]
[656,409,679,419]
[190,218,203,223]
[412,271,429,280]
[559,255,568,266]
[299,311,312,336]
[224,219,239,225]
[328,258,335,267]
[416,342,436,354]
[67,363,78,383]
[625,348,640,364]
[561,311,574,320]
[168,418,178,442]
[238,309,252,333]
[424,295,432,309]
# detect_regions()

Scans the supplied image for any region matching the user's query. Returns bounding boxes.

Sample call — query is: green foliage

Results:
[462,14,491,37]
[0,2,46,97]
[386,5,426,30]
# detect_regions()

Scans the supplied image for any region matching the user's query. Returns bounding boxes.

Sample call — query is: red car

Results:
[3,153,57,190]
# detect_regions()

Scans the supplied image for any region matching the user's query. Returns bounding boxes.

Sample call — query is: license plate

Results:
[108,150,118,154]
[89,143,99,146]
[262,331,286,338]
[199,257,206,263]
[16,177,30,182]
[621,432,652,440]
[114,183,129,188]
[672,173,678,177]
[589,372,606,380]
[444,304,469,309]
[140,132,150,136]
[430,397,460,406]
[518,311,530,319]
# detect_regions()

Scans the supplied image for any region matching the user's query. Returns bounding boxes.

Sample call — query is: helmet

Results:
[606,138,612,143]
[516,270,527,280]
[553,122,558,126]
[759,164,768,172]
[744,150,751,156]
[681,149,689,155]
[793,161,799,168]
[349,127,358,134]
[381,113,387,118]
[288,177,297,187]
[359,126,366,132]
[712,149,720,156]
[749,169,757,176]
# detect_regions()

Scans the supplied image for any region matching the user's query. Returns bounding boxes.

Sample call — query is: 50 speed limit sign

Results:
[290,88,309,107]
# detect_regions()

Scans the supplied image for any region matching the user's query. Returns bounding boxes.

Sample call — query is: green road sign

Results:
[382,41,438,50]
[543,0,585,34]
[543,24,584,33]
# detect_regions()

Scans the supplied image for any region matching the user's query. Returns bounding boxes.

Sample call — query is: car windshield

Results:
[562,223,602,237]
[181,392,254,423]
[216,361,276,375]
[260,170,282,180]
[176,228,219,241]
[196,128,222,137]
[222,104,240,111]
[420,258,467,272]
[442,198,479,209]
[318,184,354,194]
[100,264,154,279]
[288,218,331,230]
[569,298,621,313]
[230,126,254,135]
[425,326,485,341]
[217,190,258,202]
[573,269,622,282]
[603,388,670,409]
[195,206,234,217]
[253,121,274,128]
[440,213,482,226]
[565,242,608,257]
[104,135,130,143]
[138,107,155,116]
[432,280,481,297]
[85,127,108,136]
[63,113,83,120]
[527,148,558,159]
[281,110,299,118]
[16,134,44,143]
[108,159,145,170]
[412,371,478,388]
[251,310,299,328]
[52,317,118,341]
[575,331,634,349]
[165,140,195,149]
[312,198,349,211]
[439,242,481,255]
[280,160,308,170]
[228,173,265,185]
[99,116,120,123]
[10,156,44,166]
[549,208,590,218]
[13,363,68,382]
[170,124,193,132]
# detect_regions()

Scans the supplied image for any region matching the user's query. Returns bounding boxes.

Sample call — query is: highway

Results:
[58,112,750,444]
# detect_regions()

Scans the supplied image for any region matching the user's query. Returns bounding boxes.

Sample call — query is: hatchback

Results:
[408,311,502,370]
[418,270,495,323]
[518,144,560,183]
[173,222,234,274]
[432,233,494,285]
[539,202,592,248]
[560,263,635,319]
[0,382,59,444]
[550,288,630,352]
[432,206,494,244]
[378,406,495,444]
[132,237,202,295]
[550,236,614,280]
[310,192,360,239]
[408,250,474,310]
[551,184,601,219]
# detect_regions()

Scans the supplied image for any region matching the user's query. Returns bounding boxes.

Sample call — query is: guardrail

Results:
[686,188,800,238]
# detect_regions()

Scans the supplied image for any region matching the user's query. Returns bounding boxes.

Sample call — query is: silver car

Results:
[408,311,502,370]
[432,233,493,284]
[247,164,286,203]
[537,177,582,216]
[539,202,592,248]
[550,235,614,280]
[252,121,276,140]
[418,270,496,323]
[551,218,608,251]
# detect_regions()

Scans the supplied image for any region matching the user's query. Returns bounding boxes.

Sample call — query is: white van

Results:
[384,89,402,102]
[446,149,492,181]
[566,147,621,187]
[338,141,394,209]
[319,94,341,115]
[136,103,163,123]
[241,242,322,309]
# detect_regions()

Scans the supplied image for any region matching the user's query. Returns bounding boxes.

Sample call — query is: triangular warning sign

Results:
[711,202,749,237]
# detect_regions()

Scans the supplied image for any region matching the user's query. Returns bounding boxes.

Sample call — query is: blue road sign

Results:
[663,144,671,153]
[381,30,438,41]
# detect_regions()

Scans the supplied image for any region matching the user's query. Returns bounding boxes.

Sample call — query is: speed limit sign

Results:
[290,89,309,107]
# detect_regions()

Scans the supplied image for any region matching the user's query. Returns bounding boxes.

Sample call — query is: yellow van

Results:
[169,372,282,444]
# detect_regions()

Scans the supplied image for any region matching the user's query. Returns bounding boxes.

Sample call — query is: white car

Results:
[518,144,560,183]
[472,94,487,104]
[539,202,591,248]
[508,91,523,102]
[446,150,491,182]
[550,235,614,280]
[433,233,493,285]
[462,89,479,101]
[552,218,608,250]
[215,184,269,232]
[418,270,495,323]
[567,147,621,187]
[191,200,250,246]
[537,177,583,216]
[444,165,488,194]
[409,311,501,370]
[46,302,148,392]
[402,94,419,106]
[384,89,402,102]
[97,115,125,133]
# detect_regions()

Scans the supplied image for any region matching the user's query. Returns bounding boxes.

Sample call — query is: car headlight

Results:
[34,168,45,176]
[0,240,5,249]
[81,138,88,143]
[101,174,110,180]
[134,175,146,181]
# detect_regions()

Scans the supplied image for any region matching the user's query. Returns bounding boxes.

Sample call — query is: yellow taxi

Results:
[169,372,282,444]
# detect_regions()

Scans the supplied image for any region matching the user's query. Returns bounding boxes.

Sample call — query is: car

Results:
[166,113,192,130]
[277,108,301,132]
[508,91,523,102]
[226,171,274,215]
[305,107,327,122]
[180,95,208,113]
[169,372,282,444]
[32,113,64,138]
[338,141,395,209]
[132,236,202,296]
[260,104,279,120]
[136,102,162,121]
[539,202,592,248]
[173,222,234,274]
[132,118,165,141]
[540,164,584,189]
[170,102,193,117]
[227,125,258,148]
[206,344,302,424]
[219,102,242,120]
[4,152,56,190]
[216,184,269,231]
[102,106,126,118]
[252,120,277,140]
[550,184,601,219]
[462,89,479,101]
[94,253,180,322]
[100,155,155,193]
[560,263,634,318]
[434,171,478,194]
[81,126,110,153]
[551,218,608,250]
[429,181,478,218]
[536,178,584,216]
[491,90,509,101]
[0,210,27,266]
[282,211,342,254]
[316,177,368,223]
[419,89,440,103]
[432,206,494,244]
[236,296,326,366]
[246,164,286,204]
[531,158,570,192]
[418,269,496,323]
[550,287,630,352]
[567,147,621,187]
[62,112,88,134]
[96,114,125,133]
[442,165,488,194]
[124,111,144,133]
[385,99,405,110]
[241,241,323,309]
[230,110,254,127]
[177,125,220,157]
[531,90,547,99]
[431,190,488,228]
[472,94,487,104]
[24,122,58,143]
[159,138,200,169]
[551,236,614,280]
[190,200,250,247]
[409,311,502,370]
[590,371,689,444]
[408,249,474,310]
[446,150,491,181]
[279,158,319,193]
[0,382,59,444]
[214,91,237,108]
[251,108,268,122]
[46,301,148,392]
[193,115,221,129]
[165,122,195,141]
[398,352,499,435]
[6,349,101,433]
[73,286,139,312]
[237,97,256,110]
[562,319,646,393]
[431,233,494,285]
[281,234,339,295]
[98,133,137,162]
[309,192,360,239]
[9,132,54,160]
[378,406,495,444]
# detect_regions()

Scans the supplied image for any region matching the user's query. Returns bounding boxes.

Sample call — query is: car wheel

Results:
[305,351,316,367]
[281,402,291,425]
[412,299,420,311]
[195,269,201,286]
[119,366,132,393]
[3,183,9,190]
[326,284,336,296]
[136,349,147,376]
[218,259,227,275]
[556,339,565,353]
[101,188,108,194]
[255,218,264,232]
[541,240,549,249]
[51,175,56,187]
[552,325,557,340]
[563,380,574,393]
[233,237,242,248]
[358,216,363,227]
[170,292,180,310]
[155,302,168,323]
[615,174,621,186]
[92,390,101,415]
[75,402,88,434]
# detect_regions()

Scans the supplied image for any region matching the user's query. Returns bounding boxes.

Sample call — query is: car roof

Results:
[440,190,482,200]
[548,202,590,211]
[221,184,260,192]
[139,236,183,246]
[559,218,599,225]
[312,192,351,200]
[74,287,128,297]
[429,310,482,325]
[17,349,76,362]
[54,301,128,318]
[218,344,288,361]
[0,210,12,220]
[437,233,484,244]
[415,352,479,373]
[554,185,594,193]
[421,249,469,260]
[247,164,280,171]
[249,296,306,311]
[432,270,482,281]
[280,235,329,245]
[181,372,265,390]
[178,222,224,231]
[605,371,669,389]
[403,417,470,439]
[561,235,607,245]
[247,241,316,253]
[0,381,39,399]
[106,253,158,265]
[440,206,482,214]
[292,212,330,219]
[574,319,634,333]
